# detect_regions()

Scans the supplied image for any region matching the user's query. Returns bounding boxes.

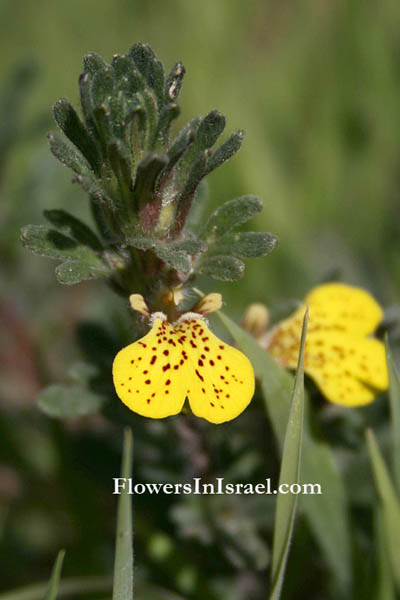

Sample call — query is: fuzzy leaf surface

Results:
[212,231,278,258]
[43,210,103,251]
[201,195,263,239]
[199,254,245,281]
[53,97,99,169]
[55,258,110,285]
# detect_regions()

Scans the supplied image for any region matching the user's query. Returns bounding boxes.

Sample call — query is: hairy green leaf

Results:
[73,173,113,207]
[129,42,164,107]
[204,129,245,176]
[55,258,109,285]
[112,55,145,99]
[21,225,101,261]
[53,97,99,170]
[78,72,97,135]
[166,117,201,168]
[83,52,107,75]
[93,104,114,148]
[125,234,154,251]
[155,245,191,272]
[108,138,132,191]
[212,231,278,258]
[171,111,225,191]
[169,239,206,255]
[196,110,226,150]
[199,255,245,281]
[43,209,103,251]
[201,195,263,239]
[153,103,180,147]
[91,67,115,108]
[47,132,90,175]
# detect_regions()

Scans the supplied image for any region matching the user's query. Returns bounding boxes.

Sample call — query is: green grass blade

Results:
[386,337,400,492]
[366,428,400,591]
[375,507,396,600]
[270,310,307,600]
[215,309,352,591]
[44,550,65,600]
[113,428,134,600]
[0,577,112,600]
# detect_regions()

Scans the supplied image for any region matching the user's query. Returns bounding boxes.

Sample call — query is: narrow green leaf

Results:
[196,110,226,149]
[270,310,307,600]
[55,258,109,285]
[112,55,145,98]
[53,98,99,170]
[83,52,107,75]
[37,384,104,418]
[113,428,134,600]
[43,209,103,251]
[386,338,400,492]
[112,54,134,79]
[91,67,115,107]
[177,150,209,201]
[129,43,164,107]
[47,132,90,175]
[174,111,225,182]
[366,428,400,590]
[73,173,113,207]
[201,195,263,239]
[375,507,396,600]
[204,129,245,176]
[166,117,201,168]
[211,307,352,590]
[211,231,278,258]
[79,72,98,137]
[108,138,132,191]
[199,255,245,281]
[44,550,65,600]
[93,104,114,147]
[153,103,180,146]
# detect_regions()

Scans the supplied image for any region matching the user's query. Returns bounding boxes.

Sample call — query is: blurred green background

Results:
[1,0,400,598]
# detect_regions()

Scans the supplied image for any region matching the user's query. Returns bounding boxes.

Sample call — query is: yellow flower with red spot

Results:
[264,283,388,406]
[112,294,255,423]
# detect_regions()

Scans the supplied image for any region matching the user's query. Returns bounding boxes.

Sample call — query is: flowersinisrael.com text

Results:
[113,478,322,496]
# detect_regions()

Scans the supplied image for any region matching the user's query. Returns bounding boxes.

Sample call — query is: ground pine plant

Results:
[21,42,278,423]
[19,43,286,597]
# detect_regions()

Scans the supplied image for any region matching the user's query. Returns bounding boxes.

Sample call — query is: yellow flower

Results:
[265,283,388,406]
[113,294,255,423]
